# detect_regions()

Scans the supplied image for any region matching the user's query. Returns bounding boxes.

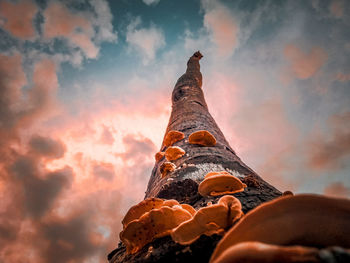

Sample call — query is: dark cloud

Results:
[10,155,73,218]
[99,125,114,144]
[307,112,350,170]
[40,214,101,263]
[29,134,66,159]
[119,134,156,160]
[93,162,115,181]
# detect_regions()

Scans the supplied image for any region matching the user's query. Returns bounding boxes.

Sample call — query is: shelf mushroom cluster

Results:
[120,197,195,254]
[120,195,244,254]
[155,129,217,178]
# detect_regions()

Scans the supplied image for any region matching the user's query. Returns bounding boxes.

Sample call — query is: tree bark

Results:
[108,52,350,263]
[108,52,282,262]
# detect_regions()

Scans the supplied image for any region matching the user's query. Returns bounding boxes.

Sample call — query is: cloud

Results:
[324,182,350,198]
[0,0,37,39]
[142,0,160,6]
[202,0,238,57]
[335,72,350,82]
[40,213,101,263]
[329,0,344,18]
[307,112,350,170]
[43,1,99,59]
[11,155,73,218]
[118,133,157,161]
[92,162,115,181]
[126,17,165,64]
[29,135,66,159]
[284,44,328,79]
[0,53,27,130]
[99,125,115,144]
[89,0,118,43]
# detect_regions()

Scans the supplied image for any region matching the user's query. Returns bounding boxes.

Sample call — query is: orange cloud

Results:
[0,0,37,39]
[324,182,350,198]
[284,44,328,79]
[203,2,238,57]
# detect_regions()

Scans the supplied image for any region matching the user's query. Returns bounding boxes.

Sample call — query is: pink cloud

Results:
[0,53,27,130]
[92,161,115,181]
[70,33,99,59]
[335,72,350,82]
[0,0,37,39]
[126,17,165,64]
[324,182,350,198]
[43,2,98,59]
[329,0,344,18]
[203,2,238,57]
[99,125,115,144]
[284,44,328,79]
[307,112,350,171]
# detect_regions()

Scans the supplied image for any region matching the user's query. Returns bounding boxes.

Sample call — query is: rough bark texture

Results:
[108,52,349,263]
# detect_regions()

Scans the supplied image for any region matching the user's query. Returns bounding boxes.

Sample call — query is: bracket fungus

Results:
[120,205,193,254]
[189,130,216,146]
[171,195,243,245]
[122,198,195,228]
[165,146,186,161]
[160,162,176,178]
[163,130,185,147]
[198,171,247,197]
[212,242,320,263]
[155,151,165,162]
[122,198,165,228]
[210,194,350,263]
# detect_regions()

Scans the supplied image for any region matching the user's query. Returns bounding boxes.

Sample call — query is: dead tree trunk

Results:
[108,52,282,263]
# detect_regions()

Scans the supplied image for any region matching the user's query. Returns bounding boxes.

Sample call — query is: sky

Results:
[0,0,349,262]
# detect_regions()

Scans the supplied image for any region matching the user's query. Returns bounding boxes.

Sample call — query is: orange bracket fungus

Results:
[163,130,185,147]
[212,242,319,263]
[160,162,176,178]
[198,171,247,197]
[120,205,193,254]
[188,130,216,146]
[122,198,194,228]
[165,146,186,161]
[210,194,350,263]
[155,151,165,162]
[171,195,243,245]
[122,198,165,228]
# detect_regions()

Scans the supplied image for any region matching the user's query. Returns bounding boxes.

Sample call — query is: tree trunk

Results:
[108,52,282,262]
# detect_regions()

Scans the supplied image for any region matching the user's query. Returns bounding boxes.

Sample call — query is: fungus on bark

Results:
[155,151,165,162]
[198,171,247,197]
[163,130,185,147]
[120,205,193,254]
[122,198,165,228]
[189,130,216,146]
[171,195,243,245]
[210,194,350,263]
[121,198,194,229]
[165,146,186,161]
[160,162,176,178]
[283,190,294,196]
[211,242,319,263]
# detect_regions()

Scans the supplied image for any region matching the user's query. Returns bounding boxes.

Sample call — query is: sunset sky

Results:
[0,0,349,262]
